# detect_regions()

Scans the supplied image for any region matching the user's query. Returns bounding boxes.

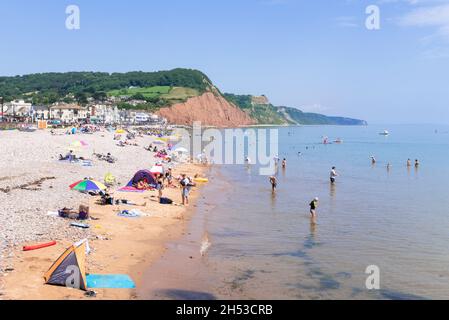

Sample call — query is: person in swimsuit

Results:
[269,176,278,192]
[309,197,319,224]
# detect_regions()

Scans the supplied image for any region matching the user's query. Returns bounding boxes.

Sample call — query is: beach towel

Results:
[117,186,146,193]
[117,209,141,218]
[82,160,93,167]
[70,222,90,229]
[86,274,135,289]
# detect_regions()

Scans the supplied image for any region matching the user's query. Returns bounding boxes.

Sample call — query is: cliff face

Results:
[157,92,255,127]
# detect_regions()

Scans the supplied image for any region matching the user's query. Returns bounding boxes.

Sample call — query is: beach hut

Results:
[44,240,89,291]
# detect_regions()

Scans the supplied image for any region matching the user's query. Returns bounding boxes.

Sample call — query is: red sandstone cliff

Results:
[156,92,255,127]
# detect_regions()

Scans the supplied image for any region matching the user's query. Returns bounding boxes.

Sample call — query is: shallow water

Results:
[143,124,449,300]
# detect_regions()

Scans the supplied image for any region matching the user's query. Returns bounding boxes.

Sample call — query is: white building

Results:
[88,104,121,124]
[4,100,32,117]
[50,103,89,123]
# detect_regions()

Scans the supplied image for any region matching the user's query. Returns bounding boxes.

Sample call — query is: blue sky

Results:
[0,0,448,124]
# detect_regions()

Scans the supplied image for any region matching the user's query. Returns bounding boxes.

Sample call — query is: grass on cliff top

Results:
[108,86,199,102]
[108,86,170,99]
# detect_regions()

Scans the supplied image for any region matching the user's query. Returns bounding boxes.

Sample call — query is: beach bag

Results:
[160,197,173,205]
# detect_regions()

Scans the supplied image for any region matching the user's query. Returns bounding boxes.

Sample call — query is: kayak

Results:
[194,178,209,183]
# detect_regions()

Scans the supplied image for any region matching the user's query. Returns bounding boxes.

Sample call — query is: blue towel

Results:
[86,274,136,289]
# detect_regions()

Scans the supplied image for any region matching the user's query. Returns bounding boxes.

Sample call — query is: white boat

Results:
[379,130,389,136]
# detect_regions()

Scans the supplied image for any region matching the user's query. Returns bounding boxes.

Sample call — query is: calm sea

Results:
[141,124,449,300]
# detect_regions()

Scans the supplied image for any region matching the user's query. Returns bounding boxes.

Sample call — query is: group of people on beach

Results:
[153,170,196,206]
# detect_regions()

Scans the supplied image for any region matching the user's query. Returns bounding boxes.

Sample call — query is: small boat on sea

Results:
[334,138,343,144]
[379,130,389,136]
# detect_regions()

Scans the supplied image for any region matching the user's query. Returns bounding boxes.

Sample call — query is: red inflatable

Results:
[23,241,57,252]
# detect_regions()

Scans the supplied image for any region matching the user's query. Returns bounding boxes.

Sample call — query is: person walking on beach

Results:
[269,176,278,192]
[330,167,338,184]
[156,175,164,201]
[165,168,173,187]
[180,174,192,206]
[309,197,319,224]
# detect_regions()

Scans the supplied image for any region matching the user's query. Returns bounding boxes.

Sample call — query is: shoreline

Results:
[136,165,226,300]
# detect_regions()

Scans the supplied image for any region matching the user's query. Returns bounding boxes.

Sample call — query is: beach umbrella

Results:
[150,165,164,175]
[70,179,107,192]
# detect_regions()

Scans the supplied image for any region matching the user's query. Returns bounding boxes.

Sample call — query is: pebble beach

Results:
[0,127,208,299]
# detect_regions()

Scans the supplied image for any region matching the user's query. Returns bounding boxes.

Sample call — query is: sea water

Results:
[142,124,449,300]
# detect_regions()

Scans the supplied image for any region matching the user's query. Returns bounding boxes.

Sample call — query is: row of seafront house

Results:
[0,99,165,125]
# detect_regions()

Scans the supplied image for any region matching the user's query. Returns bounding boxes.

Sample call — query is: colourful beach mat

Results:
[117,186,145,193]
[86,274,135,289]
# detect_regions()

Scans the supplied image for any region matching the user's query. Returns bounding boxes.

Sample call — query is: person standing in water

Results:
[330,167,339,184]
[371,156,376,165]
[282,158,287,169]
[415,159,420,168]
[309,197,319,224]
[269,176,278,192]
[407,159,412,167]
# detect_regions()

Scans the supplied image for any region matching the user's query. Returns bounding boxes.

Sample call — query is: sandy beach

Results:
[0,128,209,300]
